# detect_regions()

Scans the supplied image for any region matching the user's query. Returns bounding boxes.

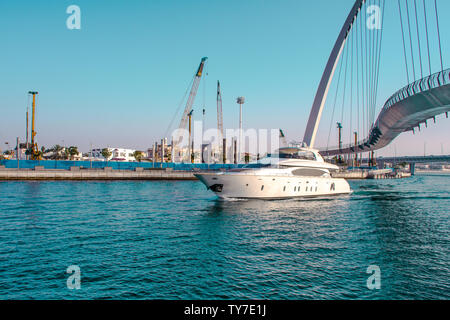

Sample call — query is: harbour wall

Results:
[0,166,198,181]
[332,170,412,179]
[0,159,241,171]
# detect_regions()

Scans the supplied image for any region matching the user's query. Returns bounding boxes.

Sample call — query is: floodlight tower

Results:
[236,97,245,163]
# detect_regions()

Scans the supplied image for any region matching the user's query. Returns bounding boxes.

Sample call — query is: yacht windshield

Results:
[267,151,316,160]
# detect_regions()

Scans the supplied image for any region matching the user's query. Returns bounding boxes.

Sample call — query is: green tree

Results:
[68,146,79,160]
[101,148,112,164]
[51,145,64,160]
[133,151,144,162]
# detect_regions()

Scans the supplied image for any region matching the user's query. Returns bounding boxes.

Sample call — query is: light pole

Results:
[337,122,342,163]
[236,97,245,163]
[188,109,194,163]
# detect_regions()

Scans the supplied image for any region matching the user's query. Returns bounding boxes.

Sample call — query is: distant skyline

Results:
[0,0,449,156]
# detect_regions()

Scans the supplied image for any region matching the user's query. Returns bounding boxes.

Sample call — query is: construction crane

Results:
[217,81,226,163]
[171,57,208,162]
[28,91,42,160]
[174,57,208,144]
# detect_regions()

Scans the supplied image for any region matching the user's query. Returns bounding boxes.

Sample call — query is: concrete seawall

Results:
[332,170,412,179]
[0,166,197,181]
[332,171,369,179]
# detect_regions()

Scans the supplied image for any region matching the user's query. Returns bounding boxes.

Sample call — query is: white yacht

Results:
[195,147,351,200]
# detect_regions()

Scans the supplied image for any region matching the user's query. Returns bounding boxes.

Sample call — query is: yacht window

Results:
[292,168,327,177]
[315,187,318,192]
[294,187,297,192]
[242,163,274,169]
[261,185,264,191]
[331,183,335,191]
[277,150,316,160]
[283,186,286,192]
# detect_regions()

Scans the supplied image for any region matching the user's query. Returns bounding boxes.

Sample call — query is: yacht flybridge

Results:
[195,147,351,199]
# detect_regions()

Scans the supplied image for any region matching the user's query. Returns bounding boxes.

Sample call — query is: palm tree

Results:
[63,148,70,160]
[51,145,64,160]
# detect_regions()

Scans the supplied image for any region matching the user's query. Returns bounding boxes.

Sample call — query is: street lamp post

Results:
[236,97,245,163]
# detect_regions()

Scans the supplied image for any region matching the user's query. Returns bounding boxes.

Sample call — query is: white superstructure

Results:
[195,147,351,199]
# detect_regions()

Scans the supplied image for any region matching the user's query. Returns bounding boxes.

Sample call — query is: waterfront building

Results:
[90,148,137,162]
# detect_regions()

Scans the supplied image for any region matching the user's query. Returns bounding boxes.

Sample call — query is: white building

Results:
[90,148,137,162]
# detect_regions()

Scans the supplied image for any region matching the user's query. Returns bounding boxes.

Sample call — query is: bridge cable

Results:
[414,0,424,79]
[370,0,378,130]
[366,0,373,132]
[434,0,444,77]
[374,0,383,125]
[364,2,370,136]
[359,5,366,137]
[422,0,432,76]
[405,0,416,81]
[349,27,354,147]
[366,0,371,135]
[372,0,385,127]
[369,0,376,133]
[340,29,350,125]
[355,11,360,143]
[370,0,380,127]
[398,0,410,84]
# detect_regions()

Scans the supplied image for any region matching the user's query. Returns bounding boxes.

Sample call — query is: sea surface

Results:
[0,174,449,299]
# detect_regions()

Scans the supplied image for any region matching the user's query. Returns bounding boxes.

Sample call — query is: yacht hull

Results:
[195,172,351,199]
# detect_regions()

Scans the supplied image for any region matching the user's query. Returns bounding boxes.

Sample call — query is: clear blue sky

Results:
[0,0,449,156]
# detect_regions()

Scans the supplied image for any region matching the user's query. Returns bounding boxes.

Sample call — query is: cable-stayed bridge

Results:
[321,68,450,156]
[301,0,450,159]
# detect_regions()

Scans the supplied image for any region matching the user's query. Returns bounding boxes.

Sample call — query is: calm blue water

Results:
[0,174,449,299]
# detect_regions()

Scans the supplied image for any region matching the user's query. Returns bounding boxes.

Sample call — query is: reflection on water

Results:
[0,175,448,299]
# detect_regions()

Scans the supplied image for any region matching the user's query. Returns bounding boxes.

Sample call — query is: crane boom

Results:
[176,57,208,142]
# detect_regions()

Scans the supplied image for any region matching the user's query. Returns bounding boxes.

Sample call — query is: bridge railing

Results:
[320,68,450,154]
[381,68,450,114]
